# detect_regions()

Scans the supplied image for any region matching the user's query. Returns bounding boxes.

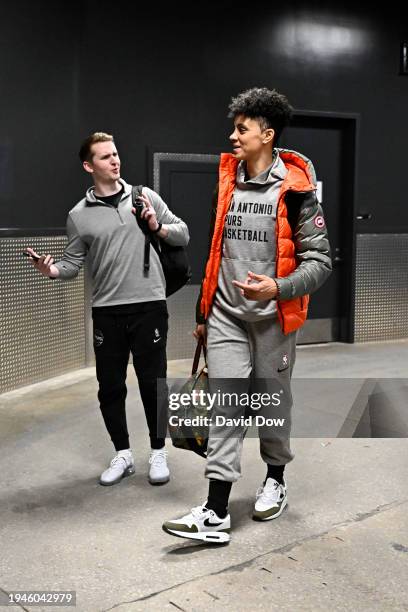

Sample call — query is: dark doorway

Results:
[151,152,220,283]
[281,111,358,343]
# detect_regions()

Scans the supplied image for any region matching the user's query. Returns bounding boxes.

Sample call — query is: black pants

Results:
[92,301,168,451]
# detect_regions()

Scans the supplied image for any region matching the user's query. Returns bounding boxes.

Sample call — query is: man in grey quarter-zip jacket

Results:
[26,132,189,487]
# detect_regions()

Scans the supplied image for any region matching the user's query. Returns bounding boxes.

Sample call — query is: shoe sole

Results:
[148,476,170,486]
[162,525,230,543]
[252,497,288,521]
[99,466,135,487]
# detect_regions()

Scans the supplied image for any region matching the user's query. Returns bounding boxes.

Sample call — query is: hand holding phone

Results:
[23,250,40,262]
[23,248,59,278]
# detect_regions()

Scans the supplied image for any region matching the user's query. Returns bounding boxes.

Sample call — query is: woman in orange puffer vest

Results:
[163,87,332,544]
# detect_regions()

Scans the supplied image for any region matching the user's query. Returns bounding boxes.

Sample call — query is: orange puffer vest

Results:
[200,151,316,334]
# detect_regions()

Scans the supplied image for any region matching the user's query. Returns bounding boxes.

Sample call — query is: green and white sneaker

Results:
[162,505,231,543]
[253,478,287,521]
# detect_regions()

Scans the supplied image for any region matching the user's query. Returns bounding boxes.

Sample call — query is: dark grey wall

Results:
[0,1,81,228]
[1,1,407,232]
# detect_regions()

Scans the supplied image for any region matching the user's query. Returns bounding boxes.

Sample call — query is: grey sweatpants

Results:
[205,303,297,482]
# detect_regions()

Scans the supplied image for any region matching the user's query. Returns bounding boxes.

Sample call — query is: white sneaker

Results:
[253,477,287,521]
[162,505,230,543]
[99,449,135,486]
[148,447,170,485]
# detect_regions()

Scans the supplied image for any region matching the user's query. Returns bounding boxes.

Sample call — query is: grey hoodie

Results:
[215,153,287,321]
[54,180,189,307]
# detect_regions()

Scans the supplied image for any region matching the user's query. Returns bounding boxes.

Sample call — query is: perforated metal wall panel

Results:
[355,234,408,342]
[166,284,198,360]
[0,237,86,393]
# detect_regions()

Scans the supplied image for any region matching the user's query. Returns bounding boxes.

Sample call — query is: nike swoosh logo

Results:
[203,518,223,527]
[153,338,161,343]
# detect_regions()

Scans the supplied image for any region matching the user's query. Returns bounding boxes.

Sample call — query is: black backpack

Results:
[132,185,191,297]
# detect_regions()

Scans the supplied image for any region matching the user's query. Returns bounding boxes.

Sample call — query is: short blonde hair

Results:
[79,132,114,162]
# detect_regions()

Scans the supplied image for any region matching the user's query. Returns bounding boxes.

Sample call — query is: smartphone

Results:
[23,251,40,262]
[134,197,145,211]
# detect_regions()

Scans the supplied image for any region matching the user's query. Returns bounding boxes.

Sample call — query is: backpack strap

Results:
[132,185,151,277]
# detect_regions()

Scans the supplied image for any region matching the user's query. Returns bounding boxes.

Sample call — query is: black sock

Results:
[265,464,285,485]
[205,479,232,518]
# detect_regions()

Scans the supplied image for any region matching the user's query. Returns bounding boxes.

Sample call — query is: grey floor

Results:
[0,340,407,611]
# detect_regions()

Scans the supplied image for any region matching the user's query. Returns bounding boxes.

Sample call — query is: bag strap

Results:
[192,336,207,375]
[132,185,151,277]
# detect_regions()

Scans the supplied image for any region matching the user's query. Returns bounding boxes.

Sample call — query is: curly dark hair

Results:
[228,87,293,145]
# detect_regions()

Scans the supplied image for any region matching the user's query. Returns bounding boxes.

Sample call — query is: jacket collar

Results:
[85,179,131,205]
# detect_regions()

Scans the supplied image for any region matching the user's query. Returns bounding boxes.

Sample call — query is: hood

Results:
[277,148,317,192]
[219,149,317,194]
[236,149,287,189]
